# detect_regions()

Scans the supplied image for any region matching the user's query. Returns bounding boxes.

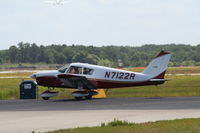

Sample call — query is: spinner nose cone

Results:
[30,73,37,79]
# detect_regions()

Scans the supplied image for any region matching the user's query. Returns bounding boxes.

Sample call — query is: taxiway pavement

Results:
[1,97,200,133]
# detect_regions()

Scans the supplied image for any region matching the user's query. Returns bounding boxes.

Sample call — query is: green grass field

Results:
[46,118,200,133]
[1,68,200,133]
[108,75,200,97]
[0,78,74,100]
[1,67,200,100]
[127,66,200,74]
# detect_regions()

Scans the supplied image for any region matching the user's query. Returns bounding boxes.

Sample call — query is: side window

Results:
[68,66,82,74]
[83,68,94,75]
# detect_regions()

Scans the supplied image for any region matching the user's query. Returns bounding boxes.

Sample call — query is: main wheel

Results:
[85,95,92,99]
[75,97,83,100]
[42,97,50,100]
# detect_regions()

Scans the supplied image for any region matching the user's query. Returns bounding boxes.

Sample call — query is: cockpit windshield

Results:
[58,65,69,73]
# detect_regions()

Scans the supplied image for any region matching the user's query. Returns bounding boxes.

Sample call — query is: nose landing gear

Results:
[71,90,98,100]
[41,87,58,100]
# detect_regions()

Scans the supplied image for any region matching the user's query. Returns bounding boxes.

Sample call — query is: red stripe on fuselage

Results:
[36,76,63,87]
[36,72,166,89]
[153,71,166,79]
[88,79,164,88]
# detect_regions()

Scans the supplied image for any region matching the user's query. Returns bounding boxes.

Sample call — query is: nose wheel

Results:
[42,97,50,100]
[75,97,83,100]
[41,87,58,100]
[72,90,98,100]
[74,95,92,100]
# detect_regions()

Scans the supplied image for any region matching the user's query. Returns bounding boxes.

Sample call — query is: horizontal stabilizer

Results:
[149,79,168,82]
[149,78,170,85]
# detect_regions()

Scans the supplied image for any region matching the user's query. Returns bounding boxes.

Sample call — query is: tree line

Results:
[1,42,200,67]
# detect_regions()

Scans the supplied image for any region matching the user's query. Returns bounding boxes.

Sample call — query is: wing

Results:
[57,74,97,90]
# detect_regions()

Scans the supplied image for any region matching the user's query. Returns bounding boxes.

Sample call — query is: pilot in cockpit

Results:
[73,67,79,74]
[69,66,80,74]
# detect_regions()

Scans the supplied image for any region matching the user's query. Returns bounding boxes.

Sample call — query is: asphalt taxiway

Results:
[1,97,200,133]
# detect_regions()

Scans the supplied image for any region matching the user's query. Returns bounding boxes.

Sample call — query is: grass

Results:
[0,63,33,68]
[46,118,200,133]
[0,75,200,100]
[127,66,200,74]
[0,72,33,77]
[0,63,48,68]
[1,67,200,100]
[0,78,23,99]
[0,78,74,100]
[167,67,200,74]
[107,75,200,97]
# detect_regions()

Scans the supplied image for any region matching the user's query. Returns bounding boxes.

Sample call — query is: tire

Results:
[85,95,92,99]
[75,97,83,100]
[42,97,50,100]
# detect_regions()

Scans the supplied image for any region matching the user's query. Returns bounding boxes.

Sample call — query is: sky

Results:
[0,0,200,50]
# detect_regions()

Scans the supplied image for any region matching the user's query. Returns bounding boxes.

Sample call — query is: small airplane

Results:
[31,50,171,100]
[45,0,71,5]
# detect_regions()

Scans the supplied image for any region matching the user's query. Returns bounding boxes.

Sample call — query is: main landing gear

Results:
[72,90,98,100]
[41,87,58,100]
[74,95,92,100]
[40,87,98,101]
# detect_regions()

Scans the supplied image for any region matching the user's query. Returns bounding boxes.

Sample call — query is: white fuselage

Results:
[31,50,171,89]
[32,63,161,89]
[31,51,171,100]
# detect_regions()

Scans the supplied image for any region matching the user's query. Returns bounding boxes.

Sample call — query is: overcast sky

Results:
[0,0,200,50]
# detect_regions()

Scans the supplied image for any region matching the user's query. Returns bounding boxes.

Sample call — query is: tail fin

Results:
[143,50,171,79]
